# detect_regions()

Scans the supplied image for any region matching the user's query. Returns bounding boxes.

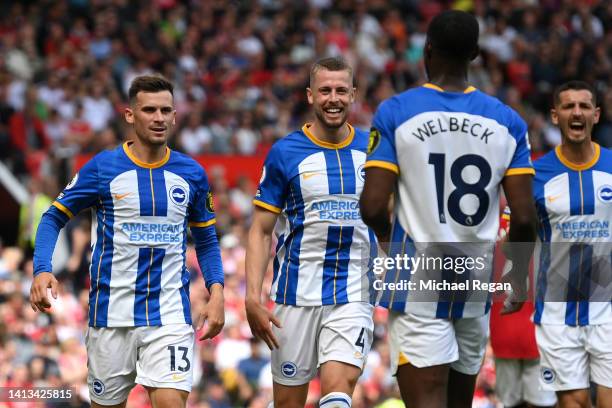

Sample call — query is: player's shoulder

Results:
[349,125,370,151]
[79,144,123,173]
[273,129,306,150]
[594,144,612,172]
[534,148,559,168]
[169,148,202,167]
[472,90,526,129]
[372,87,422,130]
[168,149,207,178]
[533,149,564,183]
[376,87,421,114]
[266,128,313,162]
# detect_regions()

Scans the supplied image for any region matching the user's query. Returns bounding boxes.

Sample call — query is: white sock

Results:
[319,392,351,408]
[266,402,274,408]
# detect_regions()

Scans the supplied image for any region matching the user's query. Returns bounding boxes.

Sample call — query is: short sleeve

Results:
[253,143,288,213]
[188,166,216,227]
[365,98,399,174]
[505,114,535,177]
[52,157,100,218]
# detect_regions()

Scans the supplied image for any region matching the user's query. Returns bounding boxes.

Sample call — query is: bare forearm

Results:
[360,168,396,244]
[503,174,537,279]
[506,216,536,278]
[245,227,272,303]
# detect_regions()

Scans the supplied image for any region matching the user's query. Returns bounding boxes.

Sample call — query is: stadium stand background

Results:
[0,0,610,406]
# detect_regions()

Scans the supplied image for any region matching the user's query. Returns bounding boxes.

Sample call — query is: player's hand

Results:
[500,268,527,315]
[245,298,281,350]
[197,283,225,341]
[29,272,58,312]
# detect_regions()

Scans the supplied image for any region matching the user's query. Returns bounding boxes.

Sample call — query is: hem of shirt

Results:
[535,318,612,326]
[381,308,490,319]
[271,298,373,307]
[88,320,191,328]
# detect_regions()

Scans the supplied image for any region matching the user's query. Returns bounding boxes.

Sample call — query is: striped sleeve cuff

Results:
[364,160,399,174]
[504,168,535,176]
[52,201,74,218]
[253,199,282,214]
[188,219,216,228]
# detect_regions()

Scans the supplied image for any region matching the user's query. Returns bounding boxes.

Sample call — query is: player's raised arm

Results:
[245,206,281,350]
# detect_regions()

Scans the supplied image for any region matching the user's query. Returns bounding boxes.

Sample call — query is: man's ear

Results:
[125,107,134,124]
[550,108,558,126]
[306,87,314,105]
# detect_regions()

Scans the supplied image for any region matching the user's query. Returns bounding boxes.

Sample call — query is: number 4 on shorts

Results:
[355,327,366,353]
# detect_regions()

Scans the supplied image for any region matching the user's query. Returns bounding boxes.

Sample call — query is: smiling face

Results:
[125,90,176,147]
[307,68,355,130]
[551,89,600,145]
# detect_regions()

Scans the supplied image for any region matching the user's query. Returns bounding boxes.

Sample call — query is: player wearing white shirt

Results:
[360,11,537,408]
[246,57,376,408]
[30,76,225,408]
[532,81,612,408]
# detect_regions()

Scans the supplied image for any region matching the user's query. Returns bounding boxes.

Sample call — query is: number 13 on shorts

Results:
[167,345,191,373]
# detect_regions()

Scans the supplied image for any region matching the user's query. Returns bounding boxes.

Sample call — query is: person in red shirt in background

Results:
[490,207,557,408]
[8,87,50,178]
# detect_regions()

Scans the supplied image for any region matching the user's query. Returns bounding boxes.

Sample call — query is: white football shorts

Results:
[536,322,612,391]
[86,324,194,405]
[388,311,489,376]
[494,358,557,407]
[271,302,374,386]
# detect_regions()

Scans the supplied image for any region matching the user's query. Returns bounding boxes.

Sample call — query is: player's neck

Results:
[560,140,595,166]
[427,67,470,92]
[309,121,350,145]
[128,140,168,164]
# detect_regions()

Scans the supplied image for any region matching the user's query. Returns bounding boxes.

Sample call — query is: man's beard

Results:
[314,108,346,129]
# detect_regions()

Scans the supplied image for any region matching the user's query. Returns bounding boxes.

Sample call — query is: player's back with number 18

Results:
[360,10,537,408]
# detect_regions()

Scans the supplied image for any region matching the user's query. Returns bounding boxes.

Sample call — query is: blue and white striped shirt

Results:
[254,123,376,306]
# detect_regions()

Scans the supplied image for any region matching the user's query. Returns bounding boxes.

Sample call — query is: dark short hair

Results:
[309,57,353,87]
[553,80,597,106]
[128,75,174,103]
[427,10,479,61]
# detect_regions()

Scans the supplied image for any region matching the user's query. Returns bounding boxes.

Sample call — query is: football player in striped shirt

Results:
[245,57,376,408]
[360,10,537,408]
[532,81,612,408]
[30,75,225,408]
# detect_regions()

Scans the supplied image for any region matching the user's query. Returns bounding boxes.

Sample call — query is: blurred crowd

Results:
[0,0,610,406]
